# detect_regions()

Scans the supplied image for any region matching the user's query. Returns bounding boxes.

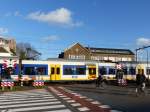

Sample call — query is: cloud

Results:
[136,37,150,47]
[42,35,59,42]
[0,27,8,34]
[27,8,82,27]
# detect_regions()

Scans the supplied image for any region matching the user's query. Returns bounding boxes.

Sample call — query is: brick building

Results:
[58,43,135,62]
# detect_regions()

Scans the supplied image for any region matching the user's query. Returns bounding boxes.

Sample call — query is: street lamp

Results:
[135,45,150,80]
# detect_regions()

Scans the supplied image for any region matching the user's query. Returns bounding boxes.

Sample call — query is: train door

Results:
[136,64,144,75]
[50,64,61,81]
[88,65,97,80]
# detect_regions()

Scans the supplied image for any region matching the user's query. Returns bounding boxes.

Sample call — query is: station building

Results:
[58,43,135,62]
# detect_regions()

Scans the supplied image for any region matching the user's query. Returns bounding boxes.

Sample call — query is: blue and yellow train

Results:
[0,58,150,82]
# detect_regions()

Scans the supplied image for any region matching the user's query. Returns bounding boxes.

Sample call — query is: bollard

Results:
[1,80,14,91]
[33,80,44,87]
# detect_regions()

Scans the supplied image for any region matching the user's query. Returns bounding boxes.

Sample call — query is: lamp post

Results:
[136,46,150,81]
[146,49,149,80]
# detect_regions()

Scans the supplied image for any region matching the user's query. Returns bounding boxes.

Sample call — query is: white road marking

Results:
[79,96,87,99]
[62,97,71,100]
[7,105,66,112]
[0,99,58,105]
[0,101,61,108]
[66,100,76,103]
[99,105,111,108]
[91,101,101,105]
[86,98,93,101]
[71,103,81,107]
[59,95,67,98]
[78,107,90,111]
[0,96,55,102]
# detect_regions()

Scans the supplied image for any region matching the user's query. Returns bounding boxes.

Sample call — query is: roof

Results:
[85,47,134,55]
[64,42,90,53]
[0,47,9,53]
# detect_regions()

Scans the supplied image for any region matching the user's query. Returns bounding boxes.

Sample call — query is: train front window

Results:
[89,68,96,75]
[76,67,86,75]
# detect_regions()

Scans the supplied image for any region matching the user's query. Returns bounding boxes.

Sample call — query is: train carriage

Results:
[0,58,150,83]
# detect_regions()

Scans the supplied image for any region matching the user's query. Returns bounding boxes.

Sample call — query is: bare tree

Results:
[16,42,41,85]
[16,42,41,60]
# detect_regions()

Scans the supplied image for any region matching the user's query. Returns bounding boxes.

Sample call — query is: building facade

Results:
[0,36,16,57]
[58,43,135,62]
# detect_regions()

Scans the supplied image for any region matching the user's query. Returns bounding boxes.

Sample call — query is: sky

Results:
[0,0,150,60]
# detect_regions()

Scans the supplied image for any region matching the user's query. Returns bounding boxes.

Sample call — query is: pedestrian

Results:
[96,73,103,87]
[116,70,124,86]
[135,70,146,96]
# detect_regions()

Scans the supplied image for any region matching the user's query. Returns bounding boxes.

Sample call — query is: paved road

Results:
[65,84,150,112]
[0,89,72,112]
[0,87,112,112]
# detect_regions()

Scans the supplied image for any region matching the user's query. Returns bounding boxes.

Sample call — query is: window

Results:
[63,66,74,75]
[123,67,128,75]
[76,67,86,75]
[37,67,46,75]
[109,68,115,74]
[146,68,150,75]
[99,67,107,75]
[51,67,55,74]
[56,67,60,74]
[24,67,35,75]
[0,67,16,79]
[88,68,96,75]
[129,67,136,75]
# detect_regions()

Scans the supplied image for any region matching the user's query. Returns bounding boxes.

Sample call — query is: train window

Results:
[76,67,86,75]
[129,67,136,75]
[123,67,128,75]
[146,68,150,75]
[51,67,55,74]
[88,68,96,75]
[109,68,115,74]
[1,67,16,79]
[63,67,74,75]
[56,67,60,74]
[37,67,47,75]
[99,67,107,75]
[24,67,35,75]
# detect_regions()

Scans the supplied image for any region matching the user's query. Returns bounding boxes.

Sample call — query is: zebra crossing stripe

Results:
[78,107,90,111]
[0,94,53,98]
[4,92,52,96]
[0,101,61,109]
[7,105,66,112]
[0,96,55,100]
[0,99,58,105]
[71,103,81,107]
